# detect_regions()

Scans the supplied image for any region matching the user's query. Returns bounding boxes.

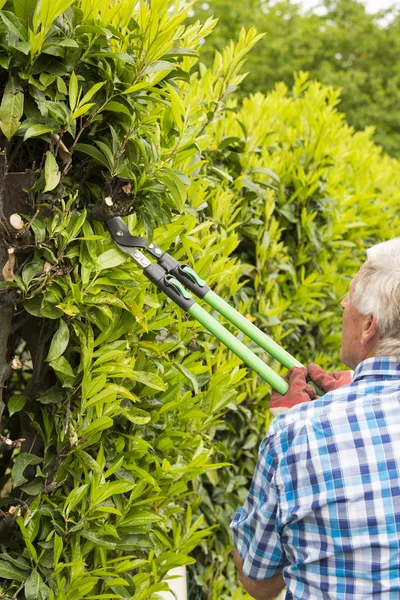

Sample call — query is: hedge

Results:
[0,1,400,599]
[190,75,400,598]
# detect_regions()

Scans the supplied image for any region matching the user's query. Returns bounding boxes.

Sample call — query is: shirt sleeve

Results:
[230,430,288,580]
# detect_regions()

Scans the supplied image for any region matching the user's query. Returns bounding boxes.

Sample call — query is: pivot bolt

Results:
[115,230,124,237]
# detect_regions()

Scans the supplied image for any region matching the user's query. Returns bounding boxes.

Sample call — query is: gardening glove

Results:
[307,363,352,394]
[269,367,318,417]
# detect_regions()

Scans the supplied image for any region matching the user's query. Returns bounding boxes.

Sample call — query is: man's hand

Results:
[233,549,286,600]
[307,364,352,393]
[269,366,317,417]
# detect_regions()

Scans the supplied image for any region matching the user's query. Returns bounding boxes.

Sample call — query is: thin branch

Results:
[12,583,25,599]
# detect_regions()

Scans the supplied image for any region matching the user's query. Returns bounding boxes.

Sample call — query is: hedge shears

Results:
[107,217,314,395]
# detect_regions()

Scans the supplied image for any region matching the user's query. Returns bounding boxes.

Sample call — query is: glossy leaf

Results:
[8,394,27,416]
[43,151,60,192]
[46,320,70,362]
[0,78,24,140]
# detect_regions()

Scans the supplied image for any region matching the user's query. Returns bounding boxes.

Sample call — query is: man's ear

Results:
[361,313,379,346]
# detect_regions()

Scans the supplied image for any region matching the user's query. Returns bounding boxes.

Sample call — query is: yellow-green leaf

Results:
[70,103,95,121]
[69,71,79,111]
[166,83,185,131]
[43,151,60,192]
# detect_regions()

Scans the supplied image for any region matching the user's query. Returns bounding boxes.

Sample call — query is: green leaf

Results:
[82,416,113,436]
[49,356,75,379]
[12,453,42,487]
[92,51,135,65]
[64,484,89,517]
[157,168,187,212]
[172,361,199,394]
[166,83,185,131]
[123,407,151,425]
[37,385,63,404]
[54,533,63,565]
[80,531,116,549]
[43,151,60,192]
[8,394,27,416]
[250,167,280,183]
[25,569,50,600]
[38,100,69,123]
[0,552,29,572]
[144,60,174,74]
[0,559,27,582]
[74,143,110,168]
[102,101,132,117]
[70,102,95,121]
[69,71,79,111]
[13,0,36,19]
[97,248,127,270]
[75,25,113,37]
[107,384,138,402]
[57,76,67,94]
[0,11,27,41]
[24,124,54,140]
[46,320,70,362]
[22,260,43,287]
[94,481,135,504]
[0,78,24,141]
[30,218,46,243]
[120,512,162,527]
[133,371,166,391]
[79,81,106,106]
[122,81,151,95]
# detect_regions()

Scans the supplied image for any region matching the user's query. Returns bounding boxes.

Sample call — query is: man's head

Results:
[340,238,400,369]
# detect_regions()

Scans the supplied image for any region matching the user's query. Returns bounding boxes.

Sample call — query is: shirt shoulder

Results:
[269,384,351,434]
[268,374,400,442]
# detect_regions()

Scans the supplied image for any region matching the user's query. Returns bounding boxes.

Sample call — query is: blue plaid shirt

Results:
[231,357,400,599]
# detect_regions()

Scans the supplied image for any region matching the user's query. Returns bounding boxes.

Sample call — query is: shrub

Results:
[1,1,400,598]
[0,1,262,598]
[189,74,400,598]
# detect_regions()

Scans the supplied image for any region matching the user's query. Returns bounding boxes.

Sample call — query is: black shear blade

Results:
[106,217,147,249]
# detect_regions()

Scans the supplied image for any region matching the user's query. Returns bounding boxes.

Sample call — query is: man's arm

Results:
[233,548,286,600]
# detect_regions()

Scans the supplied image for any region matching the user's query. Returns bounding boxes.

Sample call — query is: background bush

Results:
[0,1,400,599]
[189,75,400,598]
[190,0,400,157]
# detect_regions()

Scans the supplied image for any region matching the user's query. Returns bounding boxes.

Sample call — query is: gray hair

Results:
[352,238,400,358]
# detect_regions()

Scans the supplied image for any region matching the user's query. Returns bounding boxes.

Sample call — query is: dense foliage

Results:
[189,75,400,598]
[0,1,262,597]
[1,1,400,599]
[190,0,400,157]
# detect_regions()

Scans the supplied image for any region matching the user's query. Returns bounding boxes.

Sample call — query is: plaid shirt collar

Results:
[352,355,400,383]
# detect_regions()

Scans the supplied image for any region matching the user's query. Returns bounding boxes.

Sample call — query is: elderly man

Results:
[230,239,400,599]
